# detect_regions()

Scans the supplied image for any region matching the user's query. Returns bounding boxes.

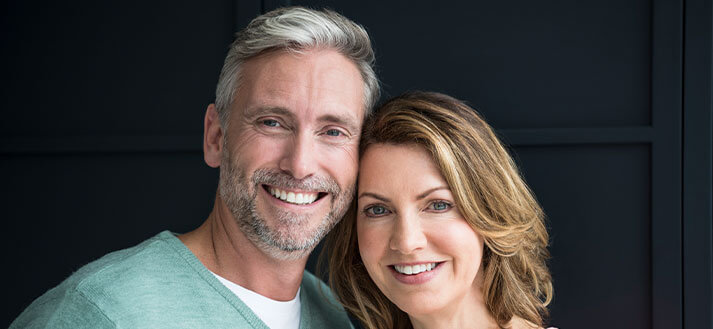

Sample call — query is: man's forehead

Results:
[236,49,366,126]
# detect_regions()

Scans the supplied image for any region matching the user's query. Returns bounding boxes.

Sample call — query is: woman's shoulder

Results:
[509,316,557,329]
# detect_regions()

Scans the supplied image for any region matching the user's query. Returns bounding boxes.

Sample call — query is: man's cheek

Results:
[238,135,288,160]
[331,143,360,170]
[330,152,359,183]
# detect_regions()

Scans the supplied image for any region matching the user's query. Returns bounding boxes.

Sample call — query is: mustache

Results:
[251,168,341,195]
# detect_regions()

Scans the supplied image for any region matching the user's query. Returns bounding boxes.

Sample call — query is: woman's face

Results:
[357,143,485,317]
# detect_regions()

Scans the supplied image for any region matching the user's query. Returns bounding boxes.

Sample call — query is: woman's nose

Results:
[389,214,427,254]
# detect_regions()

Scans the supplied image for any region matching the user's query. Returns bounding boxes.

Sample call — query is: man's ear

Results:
[203,104,223,168]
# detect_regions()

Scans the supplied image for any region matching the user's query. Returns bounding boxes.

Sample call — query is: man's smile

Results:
[263,185,328,206]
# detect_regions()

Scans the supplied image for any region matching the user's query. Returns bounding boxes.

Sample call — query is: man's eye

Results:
[262,119,280,127]
[364,205,390,217]
[325,129,343,137]
[430,201,451,212]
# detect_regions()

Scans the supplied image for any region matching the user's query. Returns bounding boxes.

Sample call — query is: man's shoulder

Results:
[9,284,116,329]
[300,270,352,328]
[70,231,185,293]
[10,231,199,328]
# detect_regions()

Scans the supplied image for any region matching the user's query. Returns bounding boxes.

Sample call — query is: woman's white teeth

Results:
[269,187,318,205]
[394,263,438,275]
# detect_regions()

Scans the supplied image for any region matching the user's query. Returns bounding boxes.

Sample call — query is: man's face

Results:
[218,49,365,260]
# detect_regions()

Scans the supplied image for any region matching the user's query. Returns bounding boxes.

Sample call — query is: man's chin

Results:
[249,207,331,259]
[251,227,322,260]
[260,241,315,261]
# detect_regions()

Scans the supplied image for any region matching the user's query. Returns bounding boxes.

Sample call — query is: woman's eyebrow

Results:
[415,186,450,200]
[358,192,390,202]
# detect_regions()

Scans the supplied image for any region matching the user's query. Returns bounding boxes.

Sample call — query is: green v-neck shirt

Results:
[10,231,352,329]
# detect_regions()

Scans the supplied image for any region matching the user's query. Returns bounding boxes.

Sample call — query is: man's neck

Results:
[179,196,309,301]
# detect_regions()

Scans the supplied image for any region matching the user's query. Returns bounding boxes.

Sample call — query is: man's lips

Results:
[262,185,328,205]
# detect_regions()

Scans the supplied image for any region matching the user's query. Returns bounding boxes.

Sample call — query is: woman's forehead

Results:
[358,143,449,193]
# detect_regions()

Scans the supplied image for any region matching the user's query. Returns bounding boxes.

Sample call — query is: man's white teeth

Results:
[394,263,438,275]
[269,187,318,205]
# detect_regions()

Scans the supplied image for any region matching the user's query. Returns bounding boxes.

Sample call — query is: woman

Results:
[322,92,553,329]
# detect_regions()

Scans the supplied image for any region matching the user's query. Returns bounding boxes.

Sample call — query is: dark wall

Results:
[2,1,711,328]
[1,0,233,326]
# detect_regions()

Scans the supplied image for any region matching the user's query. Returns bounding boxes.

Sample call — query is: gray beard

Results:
[218,149,354,260]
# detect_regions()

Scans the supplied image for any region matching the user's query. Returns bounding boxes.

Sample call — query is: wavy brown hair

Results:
[320,91,553,329]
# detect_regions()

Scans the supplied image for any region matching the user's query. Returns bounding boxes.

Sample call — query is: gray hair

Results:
[215,6,379,127]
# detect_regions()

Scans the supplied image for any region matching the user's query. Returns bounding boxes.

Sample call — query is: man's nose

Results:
[389,214,427,254]
[279,133,318,180]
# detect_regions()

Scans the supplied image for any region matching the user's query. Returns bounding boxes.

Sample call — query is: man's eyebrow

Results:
[317,113,360,132]
[358,192,391,202]
[416,186,450,200]
[244,106,295,120]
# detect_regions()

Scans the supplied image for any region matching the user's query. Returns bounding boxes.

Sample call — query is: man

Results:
[11,7,379,329]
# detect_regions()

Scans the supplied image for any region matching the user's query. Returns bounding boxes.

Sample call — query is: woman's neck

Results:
[410,309,538,329]
[408,283,499,329]
[410,308,498,329]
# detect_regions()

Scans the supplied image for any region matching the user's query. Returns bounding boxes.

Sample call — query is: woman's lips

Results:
[389,262,444,284]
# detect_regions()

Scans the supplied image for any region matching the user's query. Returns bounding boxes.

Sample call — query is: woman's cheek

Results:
[357,221,385,271]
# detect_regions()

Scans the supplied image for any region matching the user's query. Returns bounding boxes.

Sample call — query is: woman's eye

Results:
[429,201,451,212]
[364,205,390,217]
[262,119,280,127]
[325,129,343,137]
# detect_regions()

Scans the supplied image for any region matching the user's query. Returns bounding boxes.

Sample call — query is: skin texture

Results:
[180,49,364,301]
[357,144,498,329]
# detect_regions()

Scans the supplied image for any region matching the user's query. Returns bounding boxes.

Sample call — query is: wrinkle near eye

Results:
[228,128,262,150]
[324,137,359,154]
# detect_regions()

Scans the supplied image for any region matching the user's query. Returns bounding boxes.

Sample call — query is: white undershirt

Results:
[211,272,301,329]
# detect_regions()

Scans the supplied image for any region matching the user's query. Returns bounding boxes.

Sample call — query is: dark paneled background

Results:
[1,0,711,328]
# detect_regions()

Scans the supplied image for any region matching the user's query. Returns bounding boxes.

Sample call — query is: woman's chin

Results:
[390,294,447,319]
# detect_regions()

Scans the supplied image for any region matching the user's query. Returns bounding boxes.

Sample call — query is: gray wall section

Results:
[1,153,218,325]
[294,0,653,129]
[1,1,234,137]
[1,0,711,328]
[0,0,231,325]
[516,145,652,328]
[683,0,713,327]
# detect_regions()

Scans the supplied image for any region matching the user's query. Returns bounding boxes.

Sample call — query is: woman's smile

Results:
[388,261,445,284]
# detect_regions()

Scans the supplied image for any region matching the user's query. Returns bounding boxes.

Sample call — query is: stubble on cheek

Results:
[217,147,356,260]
